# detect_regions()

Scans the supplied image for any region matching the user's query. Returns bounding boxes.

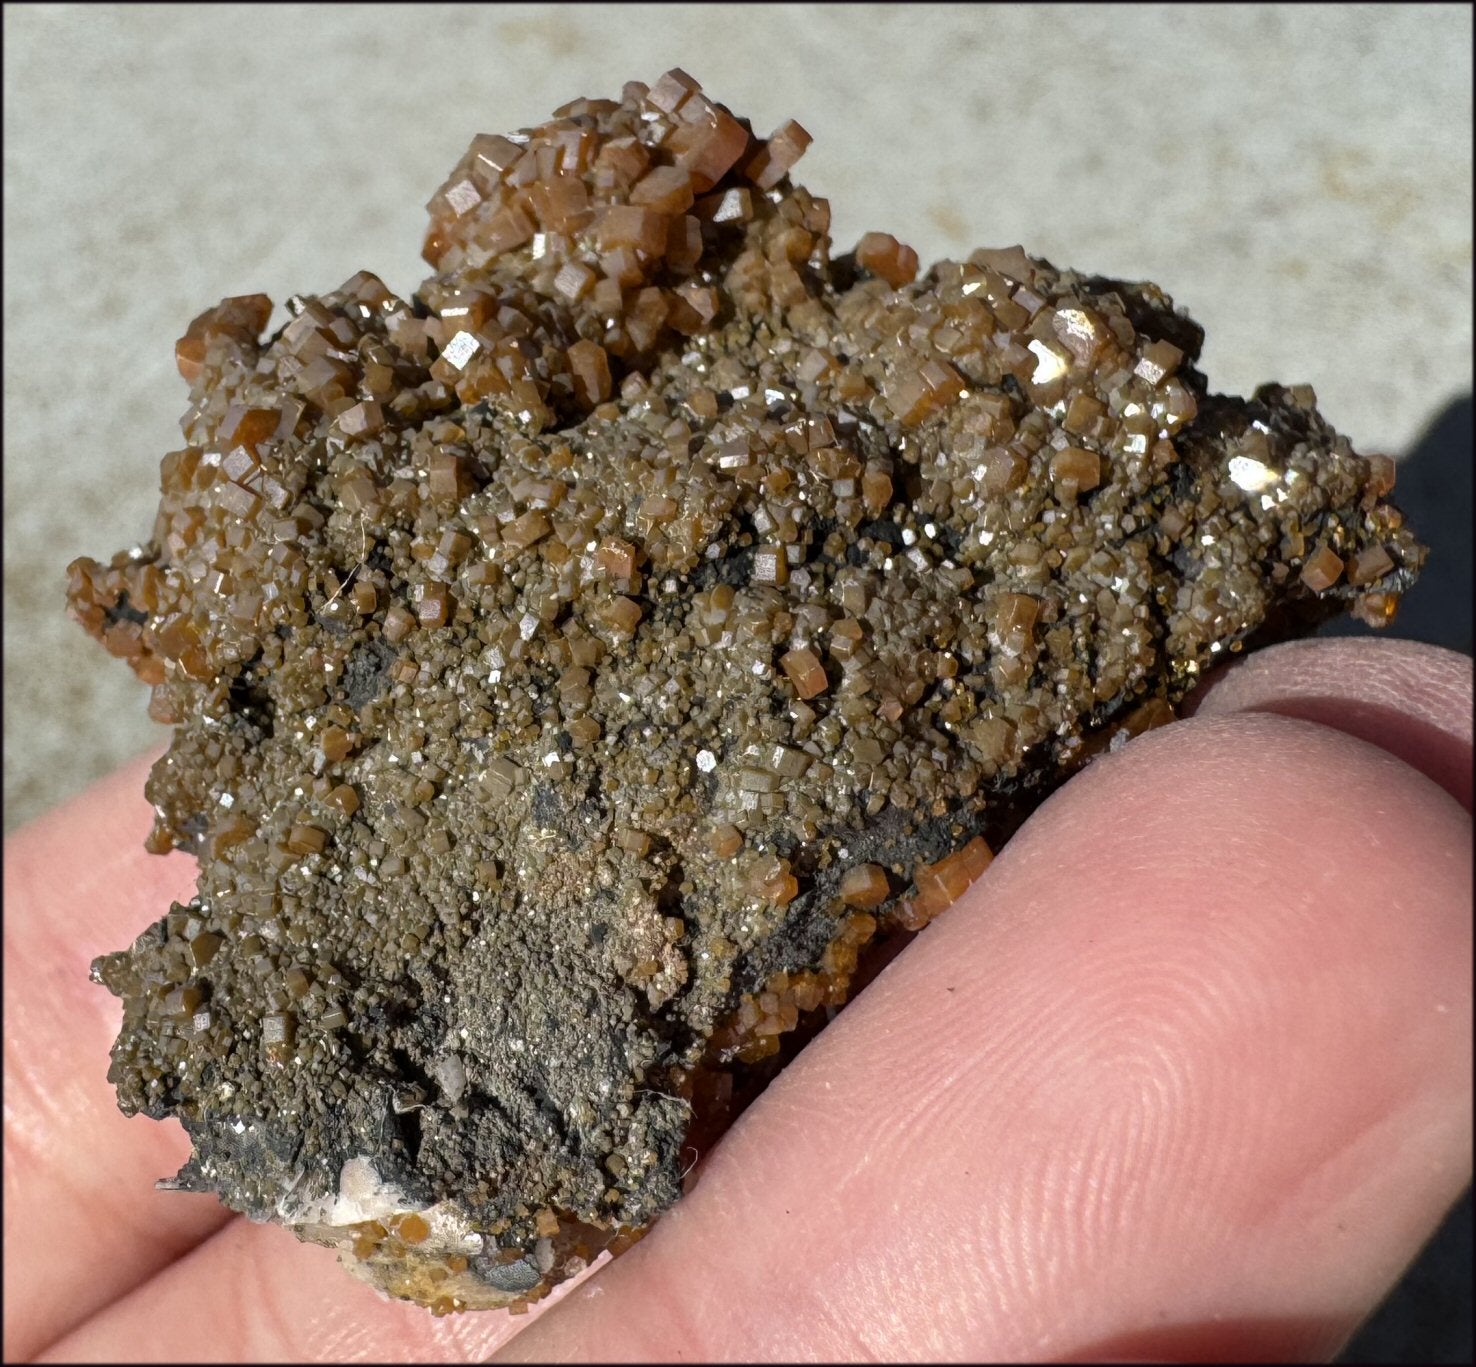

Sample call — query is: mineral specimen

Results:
[68,71,1422,1314]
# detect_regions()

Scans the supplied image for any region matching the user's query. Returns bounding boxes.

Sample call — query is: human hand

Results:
[6,637,1469,1363]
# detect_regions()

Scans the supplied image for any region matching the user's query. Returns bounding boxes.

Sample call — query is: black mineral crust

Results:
[69,71,1422,1313]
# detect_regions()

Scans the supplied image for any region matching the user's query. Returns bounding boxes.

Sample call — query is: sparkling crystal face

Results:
[68,69,1420,1313]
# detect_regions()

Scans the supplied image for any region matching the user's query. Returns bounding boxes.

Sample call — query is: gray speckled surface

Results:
[4,2,1472,830]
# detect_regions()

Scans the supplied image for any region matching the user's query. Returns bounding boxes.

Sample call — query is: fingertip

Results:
[1188,636,1472,810]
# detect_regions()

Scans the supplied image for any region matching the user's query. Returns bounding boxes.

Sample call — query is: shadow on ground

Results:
[1319,394,1473,655]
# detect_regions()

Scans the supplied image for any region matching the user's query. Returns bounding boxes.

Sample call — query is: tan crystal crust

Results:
[69,71,1421,1313]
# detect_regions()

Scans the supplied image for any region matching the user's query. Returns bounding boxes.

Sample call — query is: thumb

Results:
[495,640,1471,1362]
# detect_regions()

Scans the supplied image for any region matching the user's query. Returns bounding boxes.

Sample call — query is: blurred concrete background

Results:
[4,2,1471,828]
[3,5,1471,1358]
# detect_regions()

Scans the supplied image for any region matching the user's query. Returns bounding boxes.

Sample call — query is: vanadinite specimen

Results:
[69,71,1422,1313]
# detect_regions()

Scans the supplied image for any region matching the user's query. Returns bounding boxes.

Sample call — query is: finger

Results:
[494,703,1471,1359]
[36,1201,605,1363]
[1188,637,1472,809]
[2,751,233,1361]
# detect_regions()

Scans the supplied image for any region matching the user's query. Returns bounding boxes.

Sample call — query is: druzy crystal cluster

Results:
[69,71,1420,1312]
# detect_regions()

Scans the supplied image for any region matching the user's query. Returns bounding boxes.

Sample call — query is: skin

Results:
[4,637,1470,1363]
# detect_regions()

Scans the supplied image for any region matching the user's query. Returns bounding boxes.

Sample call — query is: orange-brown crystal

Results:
[903,836,994,928]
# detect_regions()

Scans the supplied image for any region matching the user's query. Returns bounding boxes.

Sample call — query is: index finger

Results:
[3,752,232,1360]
